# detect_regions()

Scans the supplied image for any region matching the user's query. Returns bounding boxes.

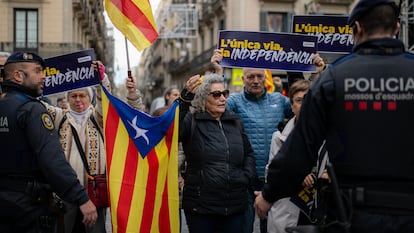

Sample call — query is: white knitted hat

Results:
[66,87,94,102]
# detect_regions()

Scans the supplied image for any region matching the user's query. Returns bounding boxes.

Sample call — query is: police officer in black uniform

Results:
[254,0,414,232]
[0,52,98,233]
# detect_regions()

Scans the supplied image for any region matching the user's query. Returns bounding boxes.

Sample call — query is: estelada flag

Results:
[101,85,179,233]
[264,69,275,93]
[105,0,159,51]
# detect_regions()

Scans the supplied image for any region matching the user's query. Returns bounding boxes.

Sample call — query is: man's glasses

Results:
[208,90,230,99]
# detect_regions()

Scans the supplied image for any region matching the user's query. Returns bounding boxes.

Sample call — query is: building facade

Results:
[139,0,414,106]
[139,0,356,104]
[0,0,115,89]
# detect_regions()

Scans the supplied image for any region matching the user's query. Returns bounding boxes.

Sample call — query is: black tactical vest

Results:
[0,91,38,175]
[326,40,414,188]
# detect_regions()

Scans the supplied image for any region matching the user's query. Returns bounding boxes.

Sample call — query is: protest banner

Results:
[218,30,318,72]
[43,49,99,96]
[292,15,353,62]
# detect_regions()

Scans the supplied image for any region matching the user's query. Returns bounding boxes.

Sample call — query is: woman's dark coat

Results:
[180,109,256,215]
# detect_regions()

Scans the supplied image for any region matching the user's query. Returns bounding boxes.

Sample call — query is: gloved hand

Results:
[180,74,201,102]
[92,61,105,81]
[98,62,105,81]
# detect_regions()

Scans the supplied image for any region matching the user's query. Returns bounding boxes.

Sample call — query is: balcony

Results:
[0,41,83,58]
[188,45,215,70]
[73,0,81,10]
[73,0,87,11]
[199,0,225,22]
[165,59,190,74]
[172,0,190,3]
[165,45,215,75]
[261,0,295,2]
[318,0,353,5]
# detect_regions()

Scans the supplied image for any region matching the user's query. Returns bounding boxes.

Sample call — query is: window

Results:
[219,19,225,30]
[201,34,205,52]
[260,12,290,33]
[14,9,38,51]
[210,27,214,46]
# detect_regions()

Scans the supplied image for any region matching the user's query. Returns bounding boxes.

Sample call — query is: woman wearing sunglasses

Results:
[179,73,256,233]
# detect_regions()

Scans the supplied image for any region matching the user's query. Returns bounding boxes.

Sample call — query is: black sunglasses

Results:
[208,90,230,99]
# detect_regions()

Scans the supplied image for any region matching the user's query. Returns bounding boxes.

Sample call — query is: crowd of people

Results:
[254,1,414,233]
[1,0,414,233]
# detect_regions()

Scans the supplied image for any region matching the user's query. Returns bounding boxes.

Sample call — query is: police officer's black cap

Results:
[4,51,45,68]
[348,0,398,26]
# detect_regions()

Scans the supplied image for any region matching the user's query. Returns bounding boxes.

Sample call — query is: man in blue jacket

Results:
[226,67,292,233]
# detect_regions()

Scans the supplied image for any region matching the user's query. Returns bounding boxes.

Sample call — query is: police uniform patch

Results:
[22,53,33,60]
[41,113,54,130]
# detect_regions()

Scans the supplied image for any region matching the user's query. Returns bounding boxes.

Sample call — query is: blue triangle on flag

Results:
[102,86,177,158]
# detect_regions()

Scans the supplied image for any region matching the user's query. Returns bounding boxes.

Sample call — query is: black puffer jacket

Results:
[180,110,256,215]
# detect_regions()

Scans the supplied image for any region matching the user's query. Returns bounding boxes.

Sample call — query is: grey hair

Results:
[190,73,224,113]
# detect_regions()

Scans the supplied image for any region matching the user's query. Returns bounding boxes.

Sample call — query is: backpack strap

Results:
[190,114,196,141]
[59,113,103,140]
[58,113,103,176]
[183,114,202,171]
[89,115,103,140]
[57,114,67,137]
[69,123,91,176]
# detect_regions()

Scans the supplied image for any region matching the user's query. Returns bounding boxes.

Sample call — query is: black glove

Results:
[180,88,195,103]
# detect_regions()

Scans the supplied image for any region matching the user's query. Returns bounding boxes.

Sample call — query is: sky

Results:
[106,0,161,86]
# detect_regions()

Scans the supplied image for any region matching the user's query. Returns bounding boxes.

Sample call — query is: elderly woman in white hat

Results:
[43,61,142,233]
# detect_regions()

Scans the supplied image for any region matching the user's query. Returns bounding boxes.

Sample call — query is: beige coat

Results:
[44,78,142,186]
[45,86,106,186]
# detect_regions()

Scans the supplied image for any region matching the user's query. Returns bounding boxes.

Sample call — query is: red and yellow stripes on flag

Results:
[105,0,159,51]
[102,89,179,233]
[264,69,275,93]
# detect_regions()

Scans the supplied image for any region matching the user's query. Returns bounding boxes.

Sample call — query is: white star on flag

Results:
[128,116,150,145]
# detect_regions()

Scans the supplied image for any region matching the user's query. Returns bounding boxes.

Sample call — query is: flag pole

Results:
[124,36,132,79]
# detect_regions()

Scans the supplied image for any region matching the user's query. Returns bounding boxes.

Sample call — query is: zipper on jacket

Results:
[219,120,231,216]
